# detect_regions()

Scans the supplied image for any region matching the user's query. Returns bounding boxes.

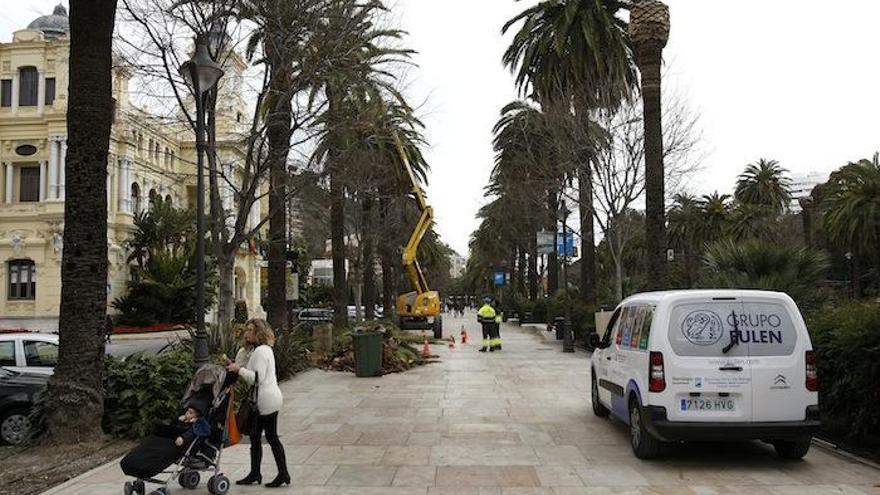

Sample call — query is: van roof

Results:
[619,289,793,307]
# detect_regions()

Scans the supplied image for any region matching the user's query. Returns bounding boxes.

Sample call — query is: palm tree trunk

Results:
[638,48,667,290]
[329,164,347,327]
[380,197,394,316]
[547,190,559,294]
[577,161,596,305]
[43,0,116,444]
[528,232,538,300]
[265,45,292,332]
[517,243,526,296]
[362,193,376,320]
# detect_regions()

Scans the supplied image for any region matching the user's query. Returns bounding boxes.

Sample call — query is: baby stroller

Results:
[120,365,238,495]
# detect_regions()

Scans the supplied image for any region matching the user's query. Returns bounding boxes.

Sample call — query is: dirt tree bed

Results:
[0,439,134,495]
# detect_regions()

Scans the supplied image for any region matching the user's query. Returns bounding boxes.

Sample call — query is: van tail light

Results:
[649,352,666,392]
[805,350,818,391]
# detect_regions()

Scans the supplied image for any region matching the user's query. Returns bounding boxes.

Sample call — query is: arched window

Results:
[131,183,141,214]
[165,194,172,206]
[8,259,36,300]
[148,188,157,209]
[18,66,38,106]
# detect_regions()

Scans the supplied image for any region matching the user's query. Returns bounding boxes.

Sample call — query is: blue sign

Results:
[557,232,575,257]
[493,272,506,286]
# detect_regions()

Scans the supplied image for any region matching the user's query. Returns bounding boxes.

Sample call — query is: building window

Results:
[19,167,40,202]
[131,183,141,214]
[1,80,11,107]
[0,341,14,366]
[45,77,56,106]
[18,66,38,107]
[8,259,36,300]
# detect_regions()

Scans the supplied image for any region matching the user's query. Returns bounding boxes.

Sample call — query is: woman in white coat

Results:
[226,319,289,488]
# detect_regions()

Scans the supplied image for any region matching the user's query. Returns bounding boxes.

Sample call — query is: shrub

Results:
[808,301,880,453]
[273,329,312,381]
[102,345,194,438]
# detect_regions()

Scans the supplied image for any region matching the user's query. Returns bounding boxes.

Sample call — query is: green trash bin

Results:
[352,331,383,377]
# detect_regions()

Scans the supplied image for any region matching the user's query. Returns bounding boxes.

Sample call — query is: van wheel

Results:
[628,397,661,459]
[773,437,812,460]
[591,373,609,417]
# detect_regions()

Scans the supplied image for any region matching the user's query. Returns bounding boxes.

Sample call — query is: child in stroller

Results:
[120,364,238,495]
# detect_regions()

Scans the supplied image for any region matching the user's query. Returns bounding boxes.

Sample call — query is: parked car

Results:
[0,368,48,445]
[590,290,819,460]
[0,333,59,376]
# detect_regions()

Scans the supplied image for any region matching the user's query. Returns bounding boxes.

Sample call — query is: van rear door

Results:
[737,296,808,421]
[664,293,752,423]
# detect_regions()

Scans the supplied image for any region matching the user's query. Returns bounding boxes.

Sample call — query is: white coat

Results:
[234,345,283,415]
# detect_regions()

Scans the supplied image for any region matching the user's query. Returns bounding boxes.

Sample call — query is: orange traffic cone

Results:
[448,335,456,349]
[421,337,431,359]
[460,327,468,345]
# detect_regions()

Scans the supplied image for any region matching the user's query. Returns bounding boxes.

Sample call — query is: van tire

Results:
[773,437,811,460]
[628,396,661,459]
[591,373,609,417]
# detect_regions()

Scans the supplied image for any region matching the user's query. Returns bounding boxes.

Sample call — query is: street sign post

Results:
[557,232,575,257]
[493,272,506,286]
[537,230,554,255]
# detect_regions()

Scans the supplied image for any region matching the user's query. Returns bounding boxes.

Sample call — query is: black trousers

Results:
[249,412,288,477]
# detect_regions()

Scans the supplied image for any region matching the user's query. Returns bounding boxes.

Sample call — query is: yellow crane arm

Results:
[395,132,431,295]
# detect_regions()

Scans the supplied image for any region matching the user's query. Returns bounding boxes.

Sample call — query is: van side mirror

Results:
[589,332,602,349]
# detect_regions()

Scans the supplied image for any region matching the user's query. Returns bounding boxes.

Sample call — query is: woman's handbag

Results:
[236,372,259,435]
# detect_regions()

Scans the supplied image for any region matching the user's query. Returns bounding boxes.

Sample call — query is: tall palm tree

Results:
[308,0,412,327]
[503,0,636,304]
[735,158,793,214]
[821,153,880,292]
[630,0,670,291]
[700,191,732,241]
[43,0,117,444]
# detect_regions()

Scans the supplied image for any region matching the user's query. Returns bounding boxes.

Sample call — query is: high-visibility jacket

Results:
[477,304,496,323]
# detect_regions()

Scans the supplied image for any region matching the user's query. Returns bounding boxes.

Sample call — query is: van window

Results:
[0,341,14,366]
[668,301,797,357]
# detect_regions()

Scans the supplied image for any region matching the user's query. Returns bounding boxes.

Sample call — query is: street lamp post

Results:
[179,35,224,366]
[559,202,574,353]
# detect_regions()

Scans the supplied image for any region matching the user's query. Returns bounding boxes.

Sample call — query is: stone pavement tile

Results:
[304,423,343,433]
[393,466,439,486]
[409,431,443,446]
[439,432,523,446]
[326,465,397,486]
[552,487,643,495]
[382,446,433,466]
[290,464,338,486]
[286,487,427,495]
[518,431,556,446]
[576,465,650,486]
[305,446,387,465]
[435,466,540,487]
[501,488,555,495]
[357,430,412,445]
[42,482,121,495]
[688,487,775,495]
[534,446,589,466]
[449,423,510,433]
[766,486,875,495]
[535,466,586,487]
[428,487,502,495]
[431,446,540,466]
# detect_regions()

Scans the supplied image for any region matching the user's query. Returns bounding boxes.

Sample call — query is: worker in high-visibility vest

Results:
[476,297,497,352]
[491,302,503,351]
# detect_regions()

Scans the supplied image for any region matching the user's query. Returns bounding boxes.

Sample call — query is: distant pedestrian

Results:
[477,297,497,352]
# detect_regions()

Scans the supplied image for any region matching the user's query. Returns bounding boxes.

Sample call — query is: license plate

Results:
[680,398,735,411]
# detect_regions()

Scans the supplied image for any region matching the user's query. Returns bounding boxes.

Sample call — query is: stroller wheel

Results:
[178,470,200,489]
[123,481,133,495]
[148,489,168,495]
[133,480,145,495]
[207,474,230,495]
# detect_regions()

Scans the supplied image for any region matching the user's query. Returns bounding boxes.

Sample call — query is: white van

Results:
[590,290,819,460]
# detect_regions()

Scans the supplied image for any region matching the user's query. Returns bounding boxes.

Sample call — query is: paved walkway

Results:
[45,312,879,494]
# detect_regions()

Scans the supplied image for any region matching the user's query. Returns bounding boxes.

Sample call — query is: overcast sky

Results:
[5,1,880,257]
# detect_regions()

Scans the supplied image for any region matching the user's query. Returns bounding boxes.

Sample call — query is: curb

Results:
[812,437,880,471]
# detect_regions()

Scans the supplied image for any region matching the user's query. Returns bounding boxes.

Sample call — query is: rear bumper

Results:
[643,405,821,442]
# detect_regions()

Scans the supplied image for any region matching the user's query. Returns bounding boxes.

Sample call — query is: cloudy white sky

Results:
[5,1,880,256]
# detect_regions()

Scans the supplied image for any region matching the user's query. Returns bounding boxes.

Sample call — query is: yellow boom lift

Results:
[393,133,443,339]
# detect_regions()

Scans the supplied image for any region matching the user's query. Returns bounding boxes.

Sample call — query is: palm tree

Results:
[700,191,732,241]
[43,0,117,445]
[734,158,793,214]
[503,0,636,304]
[667,193,702,287]
[703,239,829,303]
[821,153,880,293]
[630,0,670,290]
